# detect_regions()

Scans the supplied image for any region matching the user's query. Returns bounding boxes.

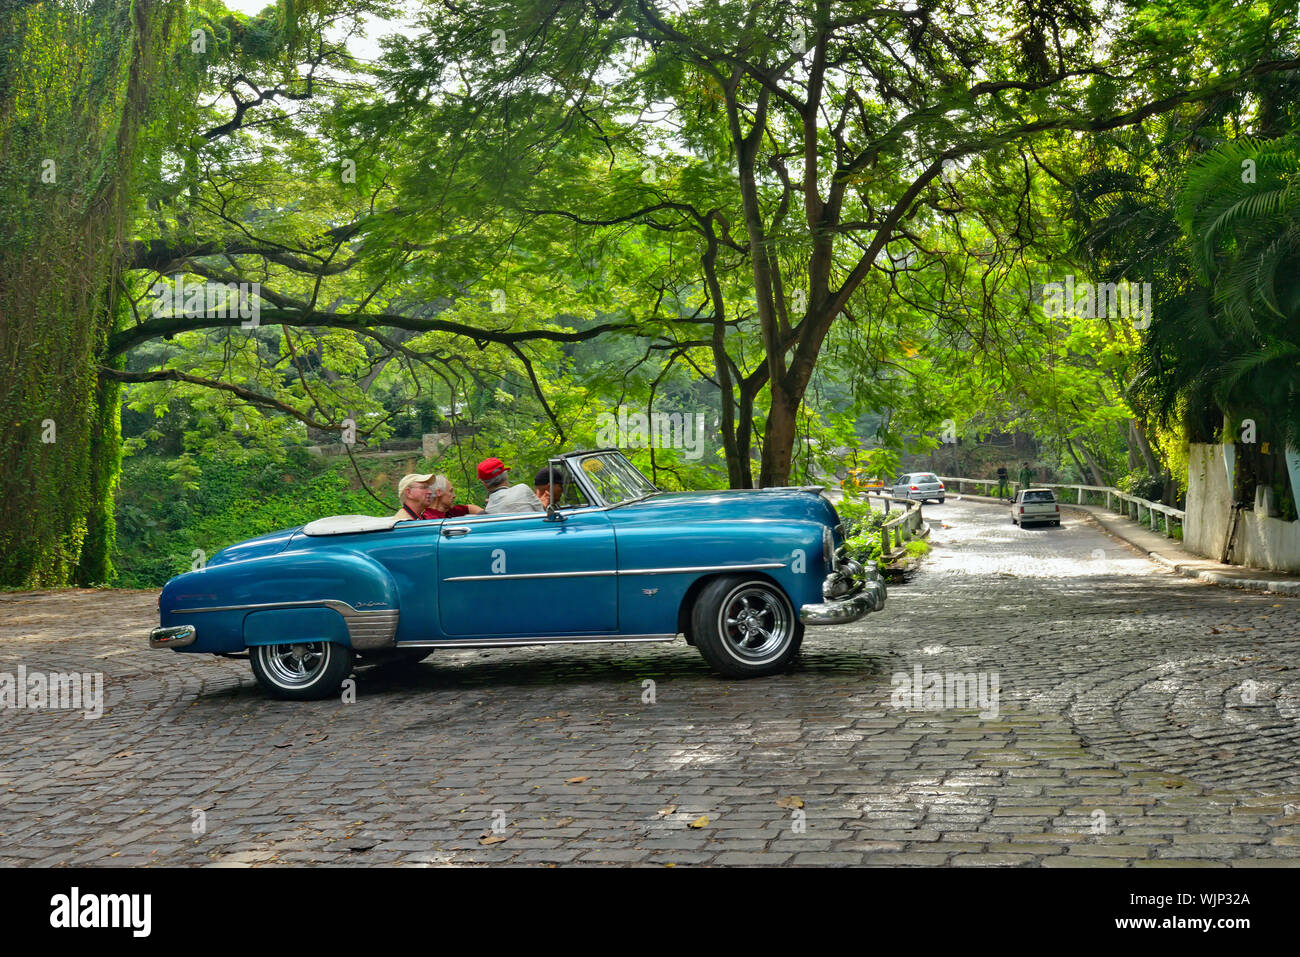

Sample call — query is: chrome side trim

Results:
[343,610,400,651]
[617,562,786,576]
[176,599,375,614]
[395,634,678,650]
[445,570,618,582]
[170,599,399,651]
[443,562,787,583]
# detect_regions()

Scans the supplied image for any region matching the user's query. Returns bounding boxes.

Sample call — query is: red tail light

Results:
[938,483,945,490]
[909,484,918,490]
[1019,507,1025,514]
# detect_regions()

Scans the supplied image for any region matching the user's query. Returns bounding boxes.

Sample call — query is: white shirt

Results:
[484,483,545,514]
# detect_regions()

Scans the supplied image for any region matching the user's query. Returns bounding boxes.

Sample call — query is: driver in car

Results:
[532,465,566,508]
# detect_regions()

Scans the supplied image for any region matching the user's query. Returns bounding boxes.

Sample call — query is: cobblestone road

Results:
[2,497,1299,866]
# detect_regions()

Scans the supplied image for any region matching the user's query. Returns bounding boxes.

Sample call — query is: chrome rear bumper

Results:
[149,624,196,649]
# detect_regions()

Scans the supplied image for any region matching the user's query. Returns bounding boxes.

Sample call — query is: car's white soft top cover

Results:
[302,514,402,536]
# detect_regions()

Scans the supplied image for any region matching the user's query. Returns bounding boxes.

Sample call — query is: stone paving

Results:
[1,498,1299,866]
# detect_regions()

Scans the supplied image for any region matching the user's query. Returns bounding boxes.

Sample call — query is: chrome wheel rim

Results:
[718,584,791,661]
[260,641,329,687]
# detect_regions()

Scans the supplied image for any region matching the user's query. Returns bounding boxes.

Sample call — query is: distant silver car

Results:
[889,472,945,504]
[1012,488,1060,527]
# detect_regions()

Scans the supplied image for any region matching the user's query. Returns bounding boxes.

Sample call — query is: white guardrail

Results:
[860,492,929,560]
[823,488,929,561]
[937,477,1186,538]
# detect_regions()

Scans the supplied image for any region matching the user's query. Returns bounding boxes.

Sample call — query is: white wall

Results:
[1185,443,1300,572]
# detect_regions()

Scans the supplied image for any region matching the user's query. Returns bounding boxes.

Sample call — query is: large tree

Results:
[362,0,1300,487]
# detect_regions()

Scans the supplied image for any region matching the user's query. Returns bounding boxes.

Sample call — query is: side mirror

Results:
[545,502,565,522]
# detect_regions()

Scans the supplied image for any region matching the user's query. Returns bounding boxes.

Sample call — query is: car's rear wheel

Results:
[250,640,353,700]
[690,576,803,678]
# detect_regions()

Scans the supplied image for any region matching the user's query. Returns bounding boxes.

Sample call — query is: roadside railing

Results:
[862,492,929,560]
[937,476,1186,539]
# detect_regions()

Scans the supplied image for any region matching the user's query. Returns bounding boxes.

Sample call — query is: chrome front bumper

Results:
[149,624,197,649]
[800,562,887,625]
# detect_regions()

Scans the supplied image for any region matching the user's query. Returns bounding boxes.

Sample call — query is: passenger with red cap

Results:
[478,456,546,514]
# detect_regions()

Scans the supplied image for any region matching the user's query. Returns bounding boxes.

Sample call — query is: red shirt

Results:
[421,504,471,519]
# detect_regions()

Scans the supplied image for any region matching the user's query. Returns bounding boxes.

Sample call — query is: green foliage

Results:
[1077,123,1300,457]
[904,540,932,559]
[13,0,1300,588]
[0,0,187,587]
[835,498,886,566]
[113,447,381,588]
[1117,469,1165,502]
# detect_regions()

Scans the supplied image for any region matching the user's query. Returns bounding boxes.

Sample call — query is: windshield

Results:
[571,451,658,506]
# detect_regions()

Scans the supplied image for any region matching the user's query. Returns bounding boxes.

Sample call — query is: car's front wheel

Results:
[690,576,803,678]
[250,640,354,700]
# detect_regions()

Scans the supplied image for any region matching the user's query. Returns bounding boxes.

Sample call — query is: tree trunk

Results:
[1078,441,1112,486]
[1130,418,1163,477]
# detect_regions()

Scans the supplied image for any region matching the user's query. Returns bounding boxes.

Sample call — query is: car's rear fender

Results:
[160,549,400,653]
[243,606,350,647]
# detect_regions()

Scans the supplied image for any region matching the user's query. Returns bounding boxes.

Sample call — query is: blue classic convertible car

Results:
[150,449,886,698]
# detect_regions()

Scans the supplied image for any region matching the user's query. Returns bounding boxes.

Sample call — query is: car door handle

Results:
[441,527,471,537]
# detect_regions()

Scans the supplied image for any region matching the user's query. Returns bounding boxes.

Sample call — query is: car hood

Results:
[608,488,840,527]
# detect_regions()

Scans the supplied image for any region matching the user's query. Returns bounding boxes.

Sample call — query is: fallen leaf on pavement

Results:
[775,796,804,809]
[688,815,709,829]
[565,776,589,784]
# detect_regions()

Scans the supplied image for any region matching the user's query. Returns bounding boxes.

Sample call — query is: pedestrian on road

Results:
[996,465,1011,501]
[1018,462,1035,493]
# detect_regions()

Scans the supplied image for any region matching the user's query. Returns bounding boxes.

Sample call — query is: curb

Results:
[949,493,1300,597]
[1144,551,1300,596]
[1059,504,1300,597]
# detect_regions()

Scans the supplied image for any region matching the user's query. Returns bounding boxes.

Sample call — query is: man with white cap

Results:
[394,472,437,521]
[393,473,485,521]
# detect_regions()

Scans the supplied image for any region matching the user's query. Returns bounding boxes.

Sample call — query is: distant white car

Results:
[1012,488,1060,527]
[889,472,945,504]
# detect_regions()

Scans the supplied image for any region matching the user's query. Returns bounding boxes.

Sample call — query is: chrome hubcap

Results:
[261,642,328,686]
[719,586,790,660]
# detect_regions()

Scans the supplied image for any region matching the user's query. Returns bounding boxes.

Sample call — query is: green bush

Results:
[835,498,886,565]
[112,450,384,588]
[1117,469,1164,503]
